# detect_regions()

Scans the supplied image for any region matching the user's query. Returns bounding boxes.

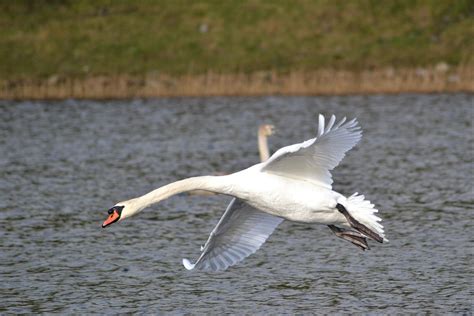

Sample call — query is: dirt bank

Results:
[1,67,472,100]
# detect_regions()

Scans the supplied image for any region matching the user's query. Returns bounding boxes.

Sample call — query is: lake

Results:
[0,94,472,314]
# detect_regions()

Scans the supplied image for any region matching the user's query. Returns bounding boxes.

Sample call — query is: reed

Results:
[1,66,472,100]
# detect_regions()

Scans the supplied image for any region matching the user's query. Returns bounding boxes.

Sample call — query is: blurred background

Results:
[0,0,472,98]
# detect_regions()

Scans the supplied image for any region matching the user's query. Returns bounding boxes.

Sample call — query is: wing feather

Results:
[183,198,283,271]
[260,114,362,188]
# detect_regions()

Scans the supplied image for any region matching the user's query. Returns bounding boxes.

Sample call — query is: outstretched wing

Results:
[261,114,362,189]
[183,198,284,271]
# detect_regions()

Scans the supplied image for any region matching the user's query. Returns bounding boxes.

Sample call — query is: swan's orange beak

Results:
[102,210,120,228]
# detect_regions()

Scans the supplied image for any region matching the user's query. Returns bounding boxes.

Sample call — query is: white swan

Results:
[102,115,386,271]
[257,123,275,162]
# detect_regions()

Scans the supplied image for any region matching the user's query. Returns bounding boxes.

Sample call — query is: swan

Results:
[102,114,386,271]
[257,123,275,162]
[188,123,274,196]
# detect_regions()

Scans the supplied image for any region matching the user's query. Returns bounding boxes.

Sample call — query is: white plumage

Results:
[262,115,361,188]
[183,199,283,271]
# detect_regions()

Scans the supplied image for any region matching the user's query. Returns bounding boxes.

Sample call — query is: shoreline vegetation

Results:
[1,66,472,99]
[1,1,473,99]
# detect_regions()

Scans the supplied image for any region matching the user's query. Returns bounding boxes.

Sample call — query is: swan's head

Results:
[102,205,124,228]
[102,199,141,228]
[259,124,275,137]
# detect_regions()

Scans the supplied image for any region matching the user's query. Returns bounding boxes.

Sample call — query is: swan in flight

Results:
[102,115,386,271]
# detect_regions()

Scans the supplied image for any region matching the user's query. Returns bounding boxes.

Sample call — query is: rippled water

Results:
[1,94,472,314]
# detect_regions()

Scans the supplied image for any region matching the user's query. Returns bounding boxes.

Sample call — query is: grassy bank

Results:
[0,1,473,97]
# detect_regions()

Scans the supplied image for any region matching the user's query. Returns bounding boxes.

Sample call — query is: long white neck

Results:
[120,175,235,220]
[258,131,270,162]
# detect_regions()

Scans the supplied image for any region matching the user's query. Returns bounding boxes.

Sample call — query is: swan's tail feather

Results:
[339,193,387,242]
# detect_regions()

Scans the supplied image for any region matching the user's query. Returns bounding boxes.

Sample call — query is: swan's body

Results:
[103,115,386,271]
[214,167,343,223]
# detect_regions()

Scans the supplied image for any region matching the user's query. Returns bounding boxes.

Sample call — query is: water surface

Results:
[1,94,472,313]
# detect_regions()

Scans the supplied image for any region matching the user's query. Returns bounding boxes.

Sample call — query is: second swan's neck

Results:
[258,131,270,162]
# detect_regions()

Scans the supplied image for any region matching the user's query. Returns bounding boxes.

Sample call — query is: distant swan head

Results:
[259,124,275,137]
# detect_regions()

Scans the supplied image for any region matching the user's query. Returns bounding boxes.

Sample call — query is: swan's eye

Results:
[107,205,124,216]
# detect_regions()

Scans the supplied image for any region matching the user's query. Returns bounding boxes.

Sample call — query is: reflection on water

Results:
[0,94,472,313]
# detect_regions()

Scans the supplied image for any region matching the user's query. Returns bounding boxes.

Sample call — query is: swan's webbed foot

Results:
[335,203,383,243]
[328,225,370,251]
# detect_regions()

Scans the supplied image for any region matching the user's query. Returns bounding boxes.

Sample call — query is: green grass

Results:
[0,0,473,79]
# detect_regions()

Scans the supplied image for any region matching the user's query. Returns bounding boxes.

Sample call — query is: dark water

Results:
[1,94,472,314]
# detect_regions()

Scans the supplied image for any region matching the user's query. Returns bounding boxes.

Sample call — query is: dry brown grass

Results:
[1,66,472,100]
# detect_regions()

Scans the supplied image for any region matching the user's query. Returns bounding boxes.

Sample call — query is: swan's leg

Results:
[336,203,383,243]
[328,225,369,251]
